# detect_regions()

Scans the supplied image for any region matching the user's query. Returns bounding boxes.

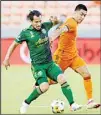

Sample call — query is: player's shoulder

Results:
[42,21,52,25]
[20,27,29,33]
[65,17,77,28]
[21,25,35,34]
[67,17,77,24]
[66,17,74,22]
[19,26,34,37]
[42,21,53,31]
[42,21,53,28]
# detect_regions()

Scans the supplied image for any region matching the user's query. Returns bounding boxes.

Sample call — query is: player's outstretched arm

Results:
[48,25,69,41]
[3,41,19,70]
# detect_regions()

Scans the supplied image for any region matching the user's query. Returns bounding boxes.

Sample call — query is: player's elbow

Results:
[13,41,19,47]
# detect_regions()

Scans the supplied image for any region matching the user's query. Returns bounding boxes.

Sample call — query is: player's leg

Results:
[57,74,82,111]
[47,53,69,85]
[20,65,49,114]
[70,56,101,108]
[33,75,57,87]
[47,61,82,111]
[75,65,101,108]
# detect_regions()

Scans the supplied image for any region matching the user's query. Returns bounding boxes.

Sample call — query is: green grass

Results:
[1,65,101,114]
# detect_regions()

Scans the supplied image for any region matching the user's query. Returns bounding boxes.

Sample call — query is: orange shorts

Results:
[53,54,86,71]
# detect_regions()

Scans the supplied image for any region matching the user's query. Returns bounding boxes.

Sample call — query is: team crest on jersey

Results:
[30,31,34,38]
[42,29,46,34]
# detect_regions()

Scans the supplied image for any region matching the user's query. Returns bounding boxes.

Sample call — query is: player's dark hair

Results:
[75,4,87,11]
[27,10,42,21]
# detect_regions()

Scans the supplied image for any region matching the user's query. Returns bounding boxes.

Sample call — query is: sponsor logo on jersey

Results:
[36,37,48,46]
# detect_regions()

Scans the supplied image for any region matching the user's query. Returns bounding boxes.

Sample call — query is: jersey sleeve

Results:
[65,19,77,32]
[42,22,53,31]
[15,30,26,44]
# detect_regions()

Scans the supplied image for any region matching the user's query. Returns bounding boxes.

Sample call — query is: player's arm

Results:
[43,16,60,31]
[3,30,26,70]
[48,25,69,41]
[3,41,19,70]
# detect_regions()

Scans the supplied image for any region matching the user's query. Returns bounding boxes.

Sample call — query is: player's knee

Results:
[40,82,49,93]
[57,74,67,85]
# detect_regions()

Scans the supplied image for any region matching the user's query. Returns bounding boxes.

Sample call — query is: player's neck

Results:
[72,16,78,24]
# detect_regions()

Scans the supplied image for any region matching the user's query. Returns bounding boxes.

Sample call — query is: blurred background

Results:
[1,1,101,114]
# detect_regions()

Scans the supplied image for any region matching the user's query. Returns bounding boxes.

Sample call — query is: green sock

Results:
[25,87,42,104]
[61,82,74,105]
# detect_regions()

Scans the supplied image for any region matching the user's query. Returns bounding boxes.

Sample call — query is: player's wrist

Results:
[5,56,10,60]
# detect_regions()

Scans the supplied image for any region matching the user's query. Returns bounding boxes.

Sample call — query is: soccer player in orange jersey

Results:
[48,4,101,109]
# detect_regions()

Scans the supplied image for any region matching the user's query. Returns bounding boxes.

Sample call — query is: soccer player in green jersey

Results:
[3,10,82,114]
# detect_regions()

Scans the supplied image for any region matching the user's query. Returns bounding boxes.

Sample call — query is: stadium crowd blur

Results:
[1,1,100,38]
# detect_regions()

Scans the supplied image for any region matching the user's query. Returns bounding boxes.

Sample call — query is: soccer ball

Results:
[51,99,65,113]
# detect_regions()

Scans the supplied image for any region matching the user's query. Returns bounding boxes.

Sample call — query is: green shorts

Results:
[31,61,63,85]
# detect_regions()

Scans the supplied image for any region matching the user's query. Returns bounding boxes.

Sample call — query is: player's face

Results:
[76,9,87,23]
[32,15,42,30]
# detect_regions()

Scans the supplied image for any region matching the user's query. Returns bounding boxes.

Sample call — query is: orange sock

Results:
[83,76,92,100]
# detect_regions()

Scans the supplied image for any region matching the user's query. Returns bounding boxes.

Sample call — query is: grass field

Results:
[1,65,101,114]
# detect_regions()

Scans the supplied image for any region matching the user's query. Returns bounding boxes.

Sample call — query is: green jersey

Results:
[15,22,53,64]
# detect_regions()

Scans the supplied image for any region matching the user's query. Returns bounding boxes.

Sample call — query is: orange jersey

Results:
[54,17,78,60]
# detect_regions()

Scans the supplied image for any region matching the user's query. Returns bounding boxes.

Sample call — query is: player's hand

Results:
[3,59,10,70]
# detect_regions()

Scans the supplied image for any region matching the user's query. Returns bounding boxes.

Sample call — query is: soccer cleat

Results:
[70,103,82,111]
[20,101,29,114]
[87,99,101,109]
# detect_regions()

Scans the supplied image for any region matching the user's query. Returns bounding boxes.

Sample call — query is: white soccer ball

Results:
[51,99,65,113]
